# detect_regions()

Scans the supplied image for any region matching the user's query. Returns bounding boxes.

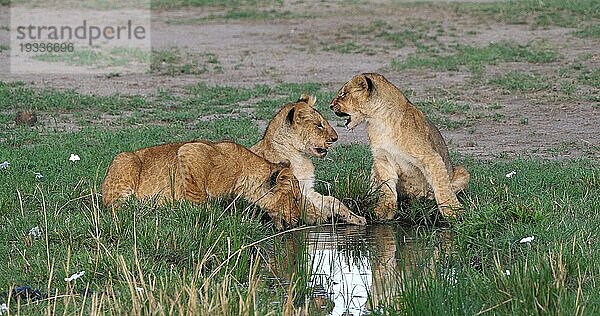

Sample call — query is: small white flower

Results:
[519,236,534,243]
[65,271,85,282]
[69,154,81,162]
[0,161,9,169]
[505,170,516,178]
[34,172,43,179]
[0,303,8,315]
[503,270,511,276]
[29,226,42,238]
[135,287,144,293]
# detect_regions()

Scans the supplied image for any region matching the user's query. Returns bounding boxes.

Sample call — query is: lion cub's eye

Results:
[316,122,324,130]
[339,92,346,98]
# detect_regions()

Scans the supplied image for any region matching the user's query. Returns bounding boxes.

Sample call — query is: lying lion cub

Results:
[331,73,469,219]
[101,140,301,229]
[251,95,366,226]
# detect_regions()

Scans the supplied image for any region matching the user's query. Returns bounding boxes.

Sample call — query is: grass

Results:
[489,71,552,93]
[151,0,281,9]
[361,19,442,52]
[579,67,600,88]
[321,41,375,55]
[451,0,600,28]
[31,48,226,76]
[0,81,336,127]
[166,9,309,24]
[1,82,599,314]
[150,49,223,75]
[391,41,560,74]
[573,24,600,39]
[33,48,150,69]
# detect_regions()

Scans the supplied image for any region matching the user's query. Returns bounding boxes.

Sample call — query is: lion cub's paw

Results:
[373,202,396,221]
[346,213,367,226]
[439,203,463,219]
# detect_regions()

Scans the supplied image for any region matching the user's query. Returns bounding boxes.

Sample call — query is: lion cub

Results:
[101,140,301,229]
[251,95,366,226]
[330,73,469,219]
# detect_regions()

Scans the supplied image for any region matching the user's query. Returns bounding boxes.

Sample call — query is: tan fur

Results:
[101,140,302,230]
[251,94,366,226]
[330,73,470,219]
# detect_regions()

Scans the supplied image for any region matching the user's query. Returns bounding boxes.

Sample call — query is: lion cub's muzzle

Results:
[311,147,328,158]
[330,108,352,128]
[310,136,337,158]
[330,101,350,122]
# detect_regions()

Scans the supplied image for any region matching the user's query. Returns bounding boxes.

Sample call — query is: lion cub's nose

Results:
[329,104,334,110]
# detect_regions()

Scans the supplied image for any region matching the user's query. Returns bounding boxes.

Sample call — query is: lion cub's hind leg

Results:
[397,161,432,199]
[415,153,462,218]
[451,165,470,194]
[101,152,142,207]
[176,143,212,203]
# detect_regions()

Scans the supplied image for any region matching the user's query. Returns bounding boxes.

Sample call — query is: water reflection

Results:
[267,224,447,315]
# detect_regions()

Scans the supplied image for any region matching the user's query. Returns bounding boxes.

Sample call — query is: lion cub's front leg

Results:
[306,192,366,225]
[303,191,366,225]
[322,195,367,225]
[416,153,462,217]
[371,155,398,220]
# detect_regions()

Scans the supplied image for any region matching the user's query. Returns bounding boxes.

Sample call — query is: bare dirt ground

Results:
[1,2,598,159]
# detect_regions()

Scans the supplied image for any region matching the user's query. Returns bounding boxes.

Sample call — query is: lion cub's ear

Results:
[297,94,317,107]
[268,166,293,189]
[269,169,282,188]
[286,106,296,125]
[356,75,374,94]
[277,160,291,168]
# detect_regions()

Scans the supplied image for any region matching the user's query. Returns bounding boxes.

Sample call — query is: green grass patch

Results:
[205,9,307,21]
[152,0,281,9]
[33,47,149,68]
[361,19,442,52]
[417,99,473,129]
[579,67,600,88]
[151,48,222,75]
[489,71,551,92]
[451,0,600,27]
[0,81,149,113]
[573,24,600,39]
[322,41,375,55]
[1,81,339,129]
[392,41,560,73]
[35,48,224,76]
[0,44,8,52]
[166,9,308,24]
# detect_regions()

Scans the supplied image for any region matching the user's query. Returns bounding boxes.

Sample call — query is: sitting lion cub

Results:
[330,73,469,219]
[101,140,301,229]
[251,95,366,226]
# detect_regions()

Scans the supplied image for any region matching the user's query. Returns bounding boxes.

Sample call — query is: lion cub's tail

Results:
[451,165,470,194]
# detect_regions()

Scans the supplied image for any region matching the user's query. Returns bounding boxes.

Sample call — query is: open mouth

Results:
[333,111,351,127]
[311,147,328,157]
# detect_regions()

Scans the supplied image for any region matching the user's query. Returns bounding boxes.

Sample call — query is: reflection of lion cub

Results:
[101,140,302,229]
[330,73,469,219]
[251,95,366,226]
